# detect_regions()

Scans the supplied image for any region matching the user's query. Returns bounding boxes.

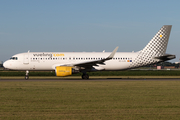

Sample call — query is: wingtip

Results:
[108,46,119,59]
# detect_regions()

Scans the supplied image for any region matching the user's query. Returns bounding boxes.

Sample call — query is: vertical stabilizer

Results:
[130,25,172,68]
[141,25,172,56]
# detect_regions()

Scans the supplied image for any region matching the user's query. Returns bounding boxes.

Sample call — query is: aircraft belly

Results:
[102,61,131,70]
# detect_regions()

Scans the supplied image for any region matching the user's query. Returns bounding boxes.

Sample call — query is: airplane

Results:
[3,25,176,79]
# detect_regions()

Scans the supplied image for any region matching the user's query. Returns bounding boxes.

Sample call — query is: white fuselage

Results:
[3,52,139,71]
[3,25,175,79]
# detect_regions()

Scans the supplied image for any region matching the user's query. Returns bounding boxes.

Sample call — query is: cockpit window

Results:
[10,57,18,60]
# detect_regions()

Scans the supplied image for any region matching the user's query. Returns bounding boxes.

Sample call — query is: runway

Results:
[1,78,180,81]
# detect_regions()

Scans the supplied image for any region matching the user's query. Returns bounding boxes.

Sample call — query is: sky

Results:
[0,0,180,62]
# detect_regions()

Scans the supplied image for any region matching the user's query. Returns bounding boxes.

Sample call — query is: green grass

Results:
[1,80,180,119]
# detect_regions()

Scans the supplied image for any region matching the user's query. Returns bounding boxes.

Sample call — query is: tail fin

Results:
[141,25,172,56]
[130,25,173,68]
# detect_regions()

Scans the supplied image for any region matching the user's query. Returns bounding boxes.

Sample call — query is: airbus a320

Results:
[3,25,176,79]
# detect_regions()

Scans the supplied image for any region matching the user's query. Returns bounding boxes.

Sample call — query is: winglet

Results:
[107,46,119,59]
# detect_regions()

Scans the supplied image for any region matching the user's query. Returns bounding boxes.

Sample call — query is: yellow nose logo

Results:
[160,35,162,38]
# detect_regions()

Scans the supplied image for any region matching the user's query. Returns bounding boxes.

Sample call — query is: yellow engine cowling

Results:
[55,66,73,77]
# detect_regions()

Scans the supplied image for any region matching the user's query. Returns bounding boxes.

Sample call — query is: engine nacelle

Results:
[55,66,73,77]
[55,66,79,77]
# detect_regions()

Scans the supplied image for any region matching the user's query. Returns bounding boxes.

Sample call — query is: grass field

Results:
[1,80,180,120]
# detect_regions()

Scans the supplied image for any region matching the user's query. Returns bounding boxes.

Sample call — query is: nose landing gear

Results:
[25,70,29,80]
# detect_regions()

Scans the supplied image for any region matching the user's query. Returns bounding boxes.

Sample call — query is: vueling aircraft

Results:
[3,25,176,79]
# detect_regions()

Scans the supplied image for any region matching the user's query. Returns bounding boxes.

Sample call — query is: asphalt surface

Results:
[1,78,180,81]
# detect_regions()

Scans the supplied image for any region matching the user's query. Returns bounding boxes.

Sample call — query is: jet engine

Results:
[55,66,79,77]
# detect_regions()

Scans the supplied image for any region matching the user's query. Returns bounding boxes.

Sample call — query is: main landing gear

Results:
[25,70,29,80]
[82,73,89,79]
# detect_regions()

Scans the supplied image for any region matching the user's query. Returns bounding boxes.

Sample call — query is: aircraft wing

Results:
[61,47,119,68]
[73,47,119,68]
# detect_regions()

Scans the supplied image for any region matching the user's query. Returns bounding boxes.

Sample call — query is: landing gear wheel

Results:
[82,74,89,79]
[25,70,29,80]
[25,75,29,80]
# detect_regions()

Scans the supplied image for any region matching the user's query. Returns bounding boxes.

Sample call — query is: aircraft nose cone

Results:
[3,61,9,69]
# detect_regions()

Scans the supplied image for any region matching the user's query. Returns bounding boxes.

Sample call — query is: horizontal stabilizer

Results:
[153,54,176,61]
